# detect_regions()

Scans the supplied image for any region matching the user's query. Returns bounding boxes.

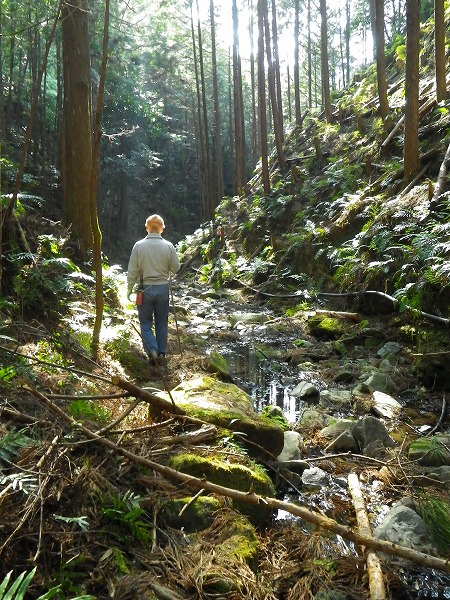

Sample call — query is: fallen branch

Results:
[425,394,447,437]
[348,472,387,600]
[29,387,450,574]
[110,376,185,415]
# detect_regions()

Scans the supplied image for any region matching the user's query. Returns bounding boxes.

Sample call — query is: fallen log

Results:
[29,388,450,574]
[348,472,387,600]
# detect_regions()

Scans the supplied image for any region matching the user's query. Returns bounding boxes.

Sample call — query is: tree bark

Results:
[232,0,248,195]
[61,0,94,257]
[263,0,285,171]
[209,0,224,203]
[293,0,301,125]
[374,0,390,122]
[90,0,110,359]
[434,0,446,102]
[257,0,270,193]
[319,0,333,122]
[403,0,421,184]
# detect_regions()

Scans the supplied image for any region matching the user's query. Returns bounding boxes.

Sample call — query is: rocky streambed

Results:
[155,280,450,599]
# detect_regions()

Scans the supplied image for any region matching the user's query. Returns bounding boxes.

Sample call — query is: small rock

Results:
[352,416,396,452]
[319,388,352,408]
[319,419,354,440]
[302,467,331,489]
[377,342,402,358]
[291,381,320,399]
[361,370,394,394]
[325,429,358,453]
[277,431,303,461]
[372,391,402,419]
[373,505,437,556]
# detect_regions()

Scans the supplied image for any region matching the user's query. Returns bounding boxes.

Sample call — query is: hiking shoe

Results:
[157,353,167,363]
[148,350,158,362]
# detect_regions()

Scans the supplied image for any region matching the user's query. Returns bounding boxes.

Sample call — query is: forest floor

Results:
[1,275,450,599]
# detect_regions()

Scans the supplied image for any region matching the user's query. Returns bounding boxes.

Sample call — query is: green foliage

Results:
[0,429,33,465]
[53,514,90,531]
[417,493,450,552]
[0,472,38,496]
[0,569,94,600]
[68,399,109,424]
[12,254,81,317]
[0,365,16,383]
[101,490,153,544]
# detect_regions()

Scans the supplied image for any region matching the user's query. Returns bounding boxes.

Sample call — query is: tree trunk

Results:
[271,0,283,142]
[319,0,333,122]
[196,0,214,222]
[257,0,270,194]
[209,0,224,203]
[90,0,110,360]
[263,0,285,171]
[232,0,248,195]
[403,0,421,184]
[294,0,301,125]
[374,0,390,122]
[434,0,446,102]
[61,0,93,257]
[249,0,259,167]
[307,0,312,108]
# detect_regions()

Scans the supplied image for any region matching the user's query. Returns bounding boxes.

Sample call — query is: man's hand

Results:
[127,286,133,300]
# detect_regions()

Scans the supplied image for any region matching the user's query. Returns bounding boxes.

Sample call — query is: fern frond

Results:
[0,429,32,464]
[0,473,38,495]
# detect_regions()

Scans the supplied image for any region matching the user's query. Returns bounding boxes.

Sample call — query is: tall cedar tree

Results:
[257,0,270,193]
[403,0,421,183]
[320,0,333,122]
[209,0,224,203]
[374,0,390,122]
[232,0,248,195]
[435,0,446,102]
[61,0,93,257]
[263,0,285,171]
[294,0,301,124]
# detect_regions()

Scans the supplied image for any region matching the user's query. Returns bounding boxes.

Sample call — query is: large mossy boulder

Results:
[160,496,222,533]
[156,376,284,457]
[169,452,275,525]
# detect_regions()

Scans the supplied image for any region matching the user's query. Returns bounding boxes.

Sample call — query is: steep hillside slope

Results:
[181,34,450,320]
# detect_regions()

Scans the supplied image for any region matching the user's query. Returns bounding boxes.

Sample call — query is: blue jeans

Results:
[137,284,169,356]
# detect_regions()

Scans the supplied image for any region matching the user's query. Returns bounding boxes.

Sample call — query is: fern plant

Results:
[0,568,95,600]
[101,490,153,544]
[0,429,32,465]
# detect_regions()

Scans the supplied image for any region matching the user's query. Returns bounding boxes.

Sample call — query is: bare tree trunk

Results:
[319,0,333,122]
[90,0,110,359]
[307,0,312,108]
[249,0,259,166]
[196,0,214,221]
[263,0,285,170]
[232,0,248,195]
[271,0,283,141]
[61,0,94,257]
[435,0,446,102]
[294,0,301,125]
[210,0,224,203]
[257,0,270,194]
[374,0,390,122]
[403,0,421,183]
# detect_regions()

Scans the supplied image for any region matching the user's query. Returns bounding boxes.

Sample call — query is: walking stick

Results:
[170,276,183,356]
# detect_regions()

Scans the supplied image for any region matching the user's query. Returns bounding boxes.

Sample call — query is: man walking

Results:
[127,214,180,361]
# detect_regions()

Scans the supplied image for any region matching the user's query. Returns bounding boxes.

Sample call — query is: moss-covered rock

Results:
[160,496,222,532]
[307,315,351,339]
[196,513,260,595]
[206,350,232,380]
[169,452,275,525]
[156,376,284,457]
